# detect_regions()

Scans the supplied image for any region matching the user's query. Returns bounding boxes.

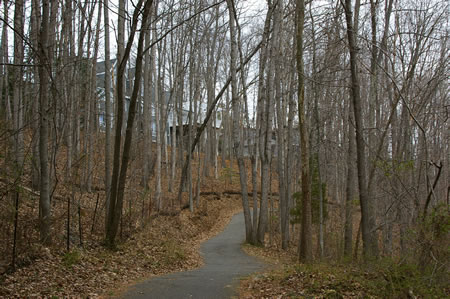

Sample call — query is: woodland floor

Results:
[0,126,278,298]
[0,132,270,297]
[239,242,450,298]
[0,192,244,297]
[0,134,448,298]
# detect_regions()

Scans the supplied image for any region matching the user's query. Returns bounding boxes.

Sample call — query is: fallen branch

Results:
[422,161,443,221]
[199,190,279,197]
[223,190,279,197]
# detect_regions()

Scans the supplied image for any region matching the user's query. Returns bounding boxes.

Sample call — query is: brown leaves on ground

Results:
[240,264,376,299]
[239,241,449,298]
[240,240,379,298]
[0,195,243,297]
[0,130,251,297]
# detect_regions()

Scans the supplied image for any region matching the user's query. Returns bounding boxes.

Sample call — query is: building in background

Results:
[96,60,222,146]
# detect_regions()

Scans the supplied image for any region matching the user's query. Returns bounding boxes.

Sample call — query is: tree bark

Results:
[226,0,253,243]
[342,0,378,258]
[13,0,25,172]
[153,2,162,211]
[344,100,356,258]
[296,0,313,263]
[30,0,41,190]
[38,0,52,245]
[104,0,113,223]
[0,0,11,122]
[255,2,275,246]
[106,0,152,247]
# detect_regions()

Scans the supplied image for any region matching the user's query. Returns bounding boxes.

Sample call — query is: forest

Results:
[0,0,448,297]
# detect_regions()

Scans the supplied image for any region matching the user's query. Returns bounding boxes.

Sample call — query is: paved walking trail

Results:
[120,212,266,299]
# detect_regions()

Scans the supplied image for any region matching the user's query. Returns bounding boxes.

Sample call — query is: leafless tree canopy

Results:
[0,0,448,273]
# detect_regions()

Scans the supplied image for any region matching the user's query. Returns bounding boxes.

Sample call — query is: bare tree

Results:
[226,0,254,242]
[104,0,113,221]
[296,0,313,262]
[37,0,52,245]
[342,0,378,258]
[13,0,25,174]
[106,0,153,247]
[0,0,11,122]
[255,1,275,246]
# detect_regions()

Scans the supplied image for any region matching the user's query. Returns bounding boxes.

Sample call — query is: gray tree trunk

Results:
[344,100,356,258]
[38,0,52,245]
[86,1,102,192]
[342,0,379,258]
[226,0,253,243]
[142,17,152,190]
[13,0,25,172]
[153,2,162,211]
[30,0,40,190]
[106,0,151,247]
[1,0,11,122]
[104,0,113,220]
[255,3,274,246]
[296,0,313,262]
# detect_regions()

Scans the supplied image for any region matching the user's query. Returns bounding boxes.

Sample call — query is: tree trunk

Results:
[255,3,274,247]
[86,1,102,192]
[13,0,25,172]
[1,0,11,122]
[342,0,378,259]
[284,64,296,250]
[106,0,152,247]
[272,0,289,250]
[30,0,40,190]
[344,100,356,258]
[104,0,113,222]
[38,0,52,245]
[296,0,313,263]
[154,4,162,211]
[141,18,150,190]
[226,0,253,242]
[169,79,177,193]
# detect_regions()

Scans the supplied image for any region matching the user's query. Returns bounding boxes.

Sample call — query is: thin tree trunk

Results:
[226,0,253,242]
[235,0,259,243]
[271,0,288,250]
[31,0,40,190]
[154,6,162,211]
[284,66,296,250]
[104,0,112,222]
[169,80,177,193]
[1,0,11,122]
[11,191,19,270]
[344,100,356,258]
[142,15,152,191]
[255,3,275,247]
[106,0,152,247]
[342,0,378,258]
[38,0,52,245]
[86,1,102,192]
[310,13,324,258]
[187,58,193,212]
[13,0,25,172]
[155,48,162,212]
[296,0,313,262]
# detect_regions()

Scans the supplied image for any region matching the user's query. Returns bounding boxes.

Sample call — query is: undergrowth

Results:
[62,249,81,269]
[244,258,448,298]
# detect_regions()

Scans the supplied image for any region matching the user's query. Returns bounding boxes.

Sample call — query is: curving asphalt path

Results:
[120,212,266,299]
